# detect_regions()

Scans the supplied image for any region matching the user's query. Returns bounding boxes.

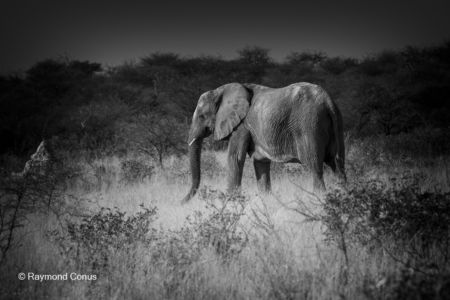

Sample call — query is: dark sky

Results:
[1,0,449,74]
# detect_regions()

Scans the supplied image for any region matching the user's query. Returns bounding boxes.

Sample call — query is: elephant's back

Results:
[244,82,330,161]
[247,82,327,121]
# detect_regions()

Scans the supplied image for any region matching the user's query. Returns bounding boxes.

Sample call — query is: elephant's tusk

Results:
[188,138,196,146]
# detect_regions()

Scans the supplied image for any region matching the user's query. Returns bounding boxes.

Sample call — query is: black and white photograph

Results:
[1,0,450,299]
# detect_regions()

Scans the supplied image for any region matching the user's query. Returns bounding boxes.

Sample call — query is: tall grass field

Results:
[1,136,449,299]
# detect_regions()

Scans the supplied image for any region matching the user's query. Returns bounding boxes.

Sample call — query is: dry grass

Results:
[1,149,449,299]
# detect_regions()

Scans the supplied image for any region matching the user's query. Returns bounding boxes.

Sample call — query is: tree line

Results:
[1,43,449,162]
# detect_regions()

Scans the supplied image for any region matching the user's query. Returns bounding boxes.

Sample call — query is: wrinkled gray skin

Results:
[183,82,346,202]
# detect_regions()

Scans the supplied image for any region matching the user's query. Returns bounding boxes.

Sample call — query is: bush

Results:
[310,174,450,285]
[0,158,72,264]
[187,187,249,258]
[49,205,158,271]
[383,267,450,300]
[347,130,450,173]
[120,159,154,184]
[322,175,450,247]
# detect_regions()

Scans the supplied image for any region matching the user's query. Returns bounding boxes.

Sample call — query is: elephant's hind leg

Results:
[253,159,271,193]
[325,153,346,183]
[324,155,337,172]
[296,137,326,193]
[335,156,347,183]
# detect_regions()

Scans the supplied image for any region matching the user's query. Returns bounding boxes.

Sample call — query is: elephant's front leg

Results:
[226,124,251,193]
[253,159,271,193]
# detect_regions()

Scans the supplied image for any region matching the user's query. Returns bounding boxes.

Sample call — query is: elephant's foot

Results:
[181,193,194,204]
[226,185,242,196]
[256,189,273,200]
[254,159,271,195]
[337,171,347,185]
[256,180,272,195]
[312,175,326,196]
[181,187,200,203]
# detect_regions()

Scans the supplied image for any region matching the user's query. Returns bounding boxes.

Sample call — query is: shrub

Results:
[0,160,71,264]
[187,187,249,258]
[309,174,450,282]
[118,113,186,168]
[49,205,158,271]
[379,266,450,300]
[322,175,450,246]
[120,159,154,184]
[348,129,450,169]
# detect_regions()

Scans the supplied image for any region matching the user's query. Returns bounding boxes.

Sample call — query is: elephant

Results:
[182,82,346,202]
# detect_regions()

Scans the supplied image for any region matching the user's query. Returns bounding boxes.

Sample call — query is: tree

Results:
[75,98,132,155]
[321,57,357,75]
[355,82,419,135]
[282,51,327,83]
[286,51,326,66]
[120,113,186,168]
[26,58,101,99]
[237,46,272,83]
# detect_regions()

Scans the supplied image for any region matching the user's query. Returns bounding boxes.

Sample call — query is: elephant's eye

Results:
[198,114,205,121]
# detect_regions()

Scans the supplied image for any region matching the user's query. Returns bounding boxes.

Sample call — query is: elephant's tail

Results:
[324,93,346,180]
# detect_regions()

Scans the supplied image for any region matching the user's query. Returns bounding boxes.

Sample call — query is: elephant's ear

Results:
[214,84,250,140]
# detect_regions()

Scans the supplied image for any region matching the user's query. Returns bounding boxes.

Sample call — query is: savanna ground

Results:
[1,133,449,300]
[1,43,450,299]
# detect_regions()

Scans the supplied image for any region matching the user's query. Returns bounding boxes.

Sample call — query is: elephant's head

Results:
[182,83,250,202]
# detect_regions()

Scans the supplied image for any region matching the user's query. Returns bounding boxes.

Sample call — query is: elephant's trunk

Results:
[182,137,203,202]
